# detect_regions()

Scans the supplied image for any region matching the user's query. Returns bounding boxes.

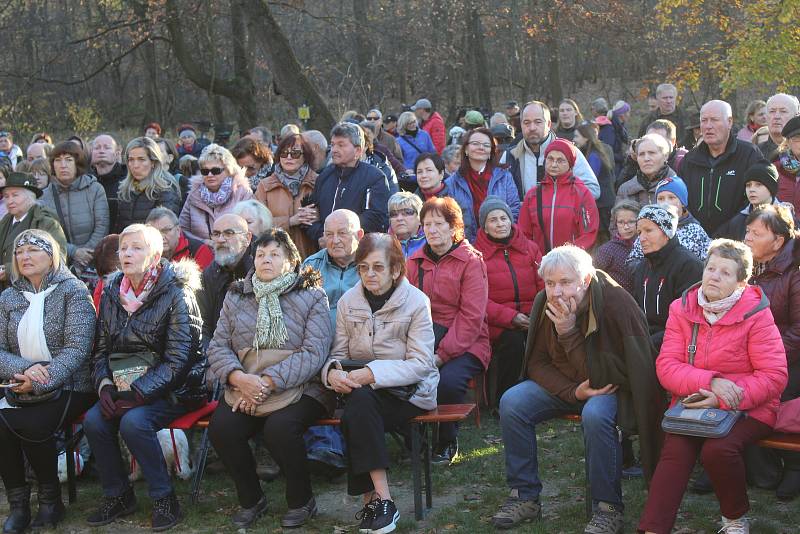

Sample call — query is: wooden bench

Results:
[757,433,800,452]
[65,403,475,522]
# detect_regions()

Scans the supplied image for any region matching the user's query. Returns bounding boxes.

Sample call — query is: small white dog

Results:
[126,429,193,481]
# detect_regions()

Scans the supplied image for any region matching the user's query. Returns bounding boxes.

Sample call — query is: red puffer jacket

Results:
[518,171,599,253]
[474,225,544,342]
[407,240,491,369]
[657,284,788,427]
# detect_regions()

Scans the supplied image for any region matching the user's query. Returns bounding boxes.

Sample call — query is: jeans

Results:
[437,353,484,446]
[83,398,188,499]
[499,379,622,507]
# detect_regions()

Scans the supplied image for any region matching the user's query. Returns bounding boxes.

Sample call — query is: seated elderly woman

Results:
[207,229,333,529]
[323,233,438,534]
[407,197,490,465]
[0,172,67,289]
[114,137,182,233]
[83,224,206,532]
[638,239,788,534]
[231,199,273,240]
[180,143,253,244]
[0,230,96,533]
[388,191,425,258]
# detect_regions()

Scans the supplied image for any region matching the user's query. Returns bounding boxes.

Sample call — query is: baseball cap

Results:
[411,98,432,111]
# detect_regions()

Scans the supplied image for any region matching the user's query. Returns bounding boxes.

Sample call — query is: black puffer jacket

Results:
[113,186,181,233]
[92,258,206,408]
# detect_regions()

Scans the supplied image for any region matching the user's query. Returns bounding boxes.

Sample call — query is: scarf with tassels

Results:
[119,260,163,314]
[697,285,746,325]
[251,271,297,349]
[779,150,800,176]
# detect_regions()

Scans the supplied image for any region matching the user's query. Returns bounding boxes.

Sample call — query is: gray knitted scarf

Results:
[251,271,297,349]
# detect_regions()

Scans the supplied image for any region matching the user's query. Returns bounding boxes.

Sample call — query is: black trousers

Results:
[489,329,527,408]
[340,387,424,496]
[208,395,325,509]
[0,391,94,489]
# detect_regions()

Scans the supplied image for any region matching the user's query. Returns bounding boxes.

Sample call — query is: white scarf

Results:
[697,285,746,325]
[17,284,57,363]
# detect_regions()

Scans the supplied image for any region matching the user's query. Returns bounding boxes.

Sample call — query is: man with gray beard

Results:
[197,213,253,349]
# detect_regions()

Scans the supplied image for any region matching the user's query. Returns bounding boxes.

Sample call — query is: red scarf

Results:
[466,165,493,221]
[421,182,446,199]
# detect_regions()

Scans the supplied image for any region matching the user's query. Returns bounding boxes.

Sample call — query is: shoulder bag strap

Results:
[536,185,551,253]
[404,137,424,155]
[49,184,72,243]
[687,323,699,365]
[416,258,424,292]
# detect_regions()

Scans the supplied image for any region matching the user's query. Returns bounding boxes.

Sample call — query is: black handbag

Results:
[661,323,742,438]
[5,362,61,407]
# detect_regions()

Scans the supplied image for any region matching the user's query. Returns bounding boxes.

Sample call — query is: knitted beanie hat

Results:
[479,196,513,229]
[638,204,678,239]
[544,138,577,168]
[655,176,689,208]
[743,163,779,197]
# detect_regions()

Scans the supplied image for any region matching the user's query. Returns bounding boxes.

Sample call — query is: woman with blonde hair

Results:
[396,112,436,173]
[180,144,253,244]
[114,137,181,233]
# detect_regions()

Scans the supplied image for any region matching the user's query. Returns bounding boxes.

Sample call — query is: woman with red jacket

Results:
[639,239,788,534]
[518,138,599,254]
[407,197,490,466]
[473,196,543,406]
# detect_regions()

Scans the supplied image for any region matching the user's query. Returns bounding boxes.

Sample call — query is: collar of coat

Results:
[232,265,322,296]
[342,278,415,316]
[680,281,770,325]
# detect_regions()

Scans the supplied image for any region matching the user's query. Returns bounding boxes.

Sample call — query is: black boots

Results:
[30,482,65,529]
[3,485,31,534]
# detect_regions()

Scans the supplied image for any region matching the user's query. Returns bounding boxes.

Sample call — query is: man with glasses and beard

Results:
[197,213,253,350]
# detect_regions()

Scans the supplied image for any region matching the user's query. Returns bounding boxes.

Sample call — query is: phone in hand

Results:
[682,392,706,405]
[0,381,22,389]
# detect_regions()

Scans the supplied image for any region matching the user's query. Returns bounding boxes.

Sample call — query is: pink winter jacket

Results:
[179,174,253,241]
[657,284,788,427]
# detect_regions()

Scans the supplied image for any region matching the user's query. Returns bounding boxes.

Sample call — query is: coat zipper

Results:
[643,277,649,315]
[503,249,521,312]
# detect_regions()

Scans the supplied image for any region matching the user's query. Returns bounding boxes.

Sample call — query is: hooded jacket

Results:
[681,134,767,234]
[305,161,390,242]
[518,170,599,253]
[473,225,543,342]
[40,174,110,258]
[302,248,359,328]
[255,165,318,258]
[633,236,703,350]
[407,240,491,369]
[523,270,664,481]
[207,267,335,415]
[448,166,521,243]
[322,278,440,411]
[180,174,253,242]
[658,284,788,427]
[421,112,447,155]
[93,259,207,408]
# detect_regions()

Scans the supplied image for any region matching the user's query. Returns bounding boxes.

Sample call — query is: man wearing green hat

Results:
[0,172,66,287]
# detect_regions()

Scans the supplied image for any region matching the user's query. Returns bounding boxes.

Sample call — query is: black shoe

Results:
[431,439,459,466]
[690,469,713,494]
[365,499,399,534]
[3,485,30,534]
[231,496,267,529]
[356,498,380,532]
[86,485,137,526]
[281,496,317,528]
[30,482,65,528]
[151,492,182,532]
[776,470,800,501]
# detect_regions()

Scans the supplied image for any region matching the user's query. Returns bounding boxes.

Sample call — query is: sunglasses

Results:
[200,167,224,176]
[366,116,380,121]
[280,149,304,159]
[389,208,417,218]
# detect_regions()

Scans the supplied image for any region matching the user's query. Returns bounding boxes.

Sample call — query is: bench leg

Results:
[190,426,212,504]
[423,423,432,510]
[65,425,77,504]
[411,422,425,520]
[583,426,592,520]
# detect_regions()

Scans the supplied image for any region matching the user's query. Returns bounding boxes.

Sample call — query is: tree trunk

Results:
[470,8,491,109]
[246,0,335,132]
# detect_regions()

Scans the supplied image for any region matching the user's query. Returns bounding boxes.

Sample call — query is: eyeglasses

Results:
[389,208,417,218]
[546,157,569,166]
[357,263,386,275]
[210,229,246,239]
[279,149,303,159]
[366,116,380,121]
[200,167,224,176]
[468,141,491,149]
[616,220,637,228]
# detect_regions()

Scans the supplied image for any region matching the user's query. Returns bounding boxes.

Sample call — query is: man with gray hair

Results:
[305,122,389,244]
[301,130,329,172]
[492,245,662,533]
[680,99,767,234]
[638,83,688,141]
[146,206,213,269]
[759,93,800,161]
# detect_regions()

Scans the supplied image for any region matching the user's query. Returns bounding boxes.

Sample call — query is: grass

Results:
[3,415,799,533]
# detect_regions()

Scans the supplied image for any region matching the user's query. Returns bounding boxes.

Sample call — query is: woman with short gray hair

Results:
[232,199,273,239]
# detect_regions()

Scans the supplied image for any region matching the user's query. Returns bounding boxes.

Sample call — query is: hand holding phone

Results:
[0,381,22,389]
[682,392,706,405]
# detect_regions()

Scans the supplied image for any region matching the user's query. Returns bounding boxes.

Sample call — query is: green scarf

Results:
[251,271,297,349]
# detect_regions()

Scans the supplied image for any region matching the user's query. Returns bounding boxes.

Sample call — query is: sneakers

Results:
[86,485,137,526]
[356,497,380,532]
[231,496,268,528]
[719,516,750,534]
[281,496,317,528]
[584,502,624,534]
[358,498,399,534]
[151,492,182,532]
[490,489,541,530]
[432,438,459,466]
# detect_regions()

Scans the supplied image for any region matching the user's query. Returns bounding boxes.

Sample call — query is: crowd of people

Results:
[0,85,797,533]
